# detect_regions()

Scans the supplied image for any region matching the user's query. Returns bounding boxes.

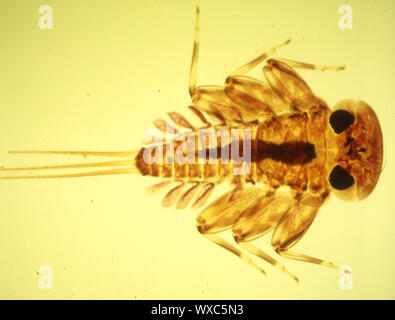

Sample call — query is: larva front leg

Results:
[188,5,290,124]
[263,58,344,111]
[220,39,293,119]
[187,7,241,124]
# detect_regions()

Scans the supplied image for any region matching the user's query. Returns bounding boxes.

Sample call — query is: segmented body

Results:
[128,3,383,281]
[135,103,329,196]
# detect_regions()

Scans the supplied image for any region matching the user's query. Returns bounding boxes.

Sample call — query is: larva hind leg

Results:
[196,187,268,276]
[271,200,339,271]
[236,241,298,283]
[232,194,299,283]
[199,233,267,276]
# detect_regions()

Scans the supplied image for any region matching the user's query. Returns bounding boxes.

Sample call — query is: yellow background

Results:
[0,0,394,299]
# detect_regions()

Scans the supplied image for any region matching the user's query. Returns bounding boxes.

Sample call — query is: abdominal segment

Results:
[135,115,315,190]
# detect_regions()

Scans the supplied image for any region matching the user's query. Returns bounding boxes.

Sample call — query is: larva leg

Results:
[274,249,338,270]
[271,201,339,270]
[272,58,345,72]
[191,86,243,124]
[196,187,268,275]
[220,40,293,119]
[262,58,343,111]
[224,76,289,117]
[196,187,265,234]
[187,6,264,124]
[263,59,317,110]
[232,194,299,282]
[189,6,200,97]
[230,38,291,76]
[236,242,298,283]
[199,233,266,276]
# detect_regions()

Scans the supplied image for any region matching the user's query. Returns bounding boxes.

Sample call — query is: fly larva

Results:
[0,6,383,284]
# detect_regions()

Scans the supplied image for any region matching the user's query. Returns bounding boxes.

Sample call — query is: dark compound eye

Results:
[329,110,355,134]
[329,165,355,190]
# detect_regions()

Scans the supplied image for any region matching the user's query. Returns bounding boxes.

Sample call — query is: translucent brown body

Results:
[135,110,321,192]
[133,7,383,282]
[0,6,383,283]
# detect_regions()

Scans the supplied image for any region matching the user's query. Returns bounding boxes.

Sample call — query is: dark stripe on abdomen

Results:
[205,140,316,165]
[254,140,316,165]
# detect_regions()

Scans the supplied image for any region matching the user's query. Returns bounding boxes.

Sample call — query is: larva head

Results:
[326,99,383,201]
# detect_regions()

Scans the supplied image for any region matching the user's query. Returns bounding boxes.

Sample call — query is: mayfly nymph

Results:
[1,7,383,283]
